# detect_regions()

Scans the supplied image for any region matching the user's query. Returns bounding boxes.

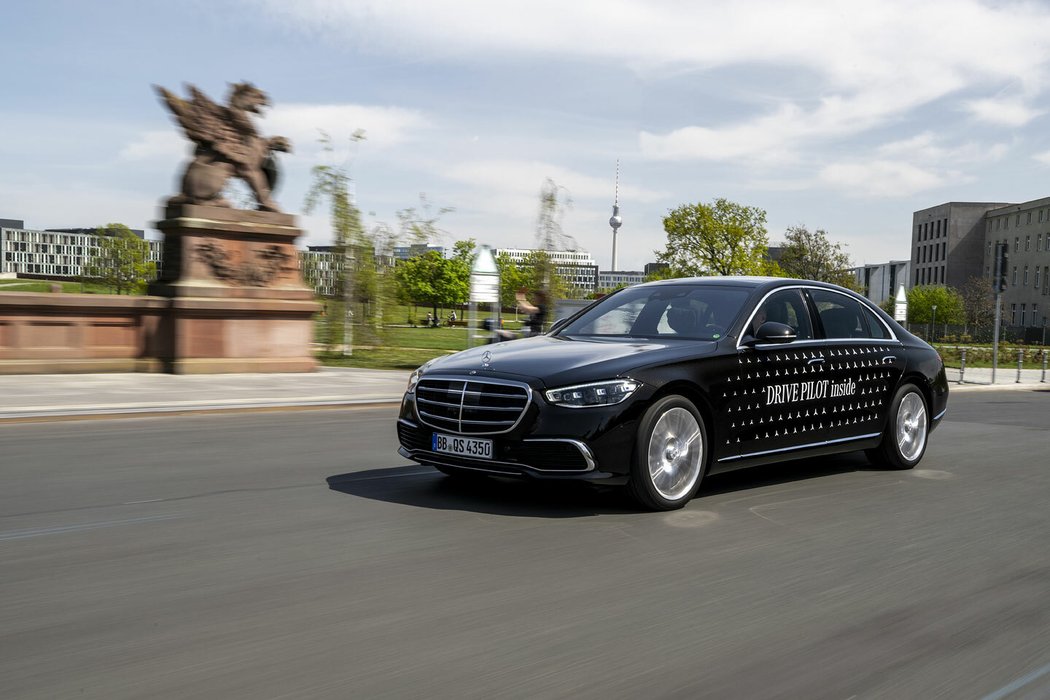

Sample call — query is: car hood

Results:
[425,335,718,387]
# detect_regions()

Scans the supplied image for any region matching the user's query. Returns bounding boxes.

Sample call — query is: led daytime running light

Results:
[546,379,640,408]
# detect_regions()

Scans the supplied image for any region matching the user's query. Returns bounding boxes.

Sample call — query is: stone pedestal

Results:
[149,204,319,373]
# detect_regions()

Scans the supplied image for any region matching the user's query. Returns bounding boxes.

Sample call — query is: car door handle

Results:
[882,355,897,365]
[807,357,825,365]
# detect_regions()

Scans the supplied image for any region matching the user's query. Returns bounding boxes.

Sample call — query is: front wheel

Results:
[868,383,929,469]
[628,395,708,511]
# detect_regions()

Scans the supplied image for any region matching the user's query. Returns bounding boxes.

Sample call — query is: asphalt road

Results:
[2,390,1050,699]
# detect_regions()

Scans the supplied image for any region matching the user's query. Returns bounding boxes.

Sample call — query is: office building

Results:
[495,248,599,295]
[1,224,162,279]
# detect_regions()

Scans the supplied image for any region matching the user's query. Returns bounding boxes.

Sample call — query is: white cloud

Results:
[119,103,430,166]
[250,0,1050,164]
[965,97,1044,127]
[268,103,430,154]
[877,131,1011,165]
[443,159,667,203]
[1033,150,1050,166]
[818,160,945,198]
[639,104,807,164]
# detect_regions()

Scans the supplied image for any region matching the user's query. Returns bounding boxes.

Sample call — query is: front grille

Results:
[415,377,531,435]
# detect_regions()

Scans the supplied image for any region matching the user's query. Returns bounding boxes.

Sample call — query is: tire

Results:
[628,395,708,511]
[868,383,929,470]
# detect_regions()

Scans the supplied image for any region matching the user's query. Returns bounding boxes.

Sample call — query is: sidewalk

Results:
[0,365,1044,421]
[945,366,1049,389]
[0,367,411,420]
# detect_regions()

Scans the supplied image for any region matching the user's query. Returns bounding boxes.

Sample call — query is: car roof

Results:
[636,276,854,294]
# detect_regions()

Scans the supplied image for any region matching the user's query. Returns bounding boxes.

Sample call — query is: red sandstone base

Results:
[0,205,320,375]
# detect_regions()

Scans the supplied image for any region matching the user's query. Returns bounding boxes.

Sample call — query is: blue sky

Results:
[5,0,1050,270]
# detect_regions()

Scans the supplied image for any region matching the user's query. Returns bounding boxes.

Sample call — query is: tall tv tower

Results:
[609,160,622,271]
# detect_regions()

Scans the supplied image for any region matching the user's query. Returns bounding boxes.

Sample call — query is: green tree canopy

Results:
[395,250,469,317]
[778,225,856,287]
[656,198,771,276]
[83,223,155,295]
[303,131,367,303]
[907,285,965,324]
[496,252,529,308]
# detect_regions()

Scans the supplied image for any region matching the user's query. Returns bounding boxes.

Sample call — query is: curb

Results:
[0,397,403,422]
[949,382,1049,393]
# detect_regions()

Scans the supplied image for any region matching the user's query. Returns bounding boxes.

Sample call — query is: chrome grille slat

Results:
[460,405,521,412]
[416,377,531,435]
[416,397,463,409]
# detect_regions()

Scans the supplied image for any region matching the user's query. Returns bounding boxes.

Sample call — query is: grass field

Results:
[317,348,452,370]
[0,279,117,294]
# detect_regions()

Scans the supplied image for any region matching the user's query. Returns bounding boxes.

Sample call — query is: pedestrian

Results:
[516,288,548,337]
[426,311,433,327]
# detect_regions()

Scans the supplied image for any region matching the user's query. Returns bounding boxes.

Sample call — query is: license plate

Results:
[432,433,493,460]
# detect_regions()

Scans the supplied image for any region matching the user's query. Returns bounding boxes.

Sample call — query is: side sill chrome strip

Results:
[933,408,947,421]
[718,432,882,463]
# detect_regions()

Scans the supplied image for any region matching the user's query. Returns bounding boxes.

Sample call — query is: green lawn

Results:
[0,279,117,294]
[317,348,452,370]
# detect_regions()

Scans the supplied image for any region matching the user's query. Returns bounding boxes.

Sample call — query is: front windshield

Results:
[555,284,750,341]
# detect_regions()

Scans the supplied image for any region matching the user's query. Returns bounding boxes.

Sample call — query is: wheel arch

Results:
[897,370,934,414]
[642,380,716,467]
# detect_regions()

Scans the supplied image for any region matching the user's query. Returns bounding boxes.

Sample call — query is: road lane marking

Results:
[0,514,181,541]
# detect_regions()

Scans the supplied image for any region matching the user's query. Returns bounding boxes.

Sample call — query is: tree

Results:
[656,198,771,276]
[643,264,679,282]
[960,275,995,330]
[397,193,454,245]
[83,223,155,295]
[907,285,964,324]
[522,250,568,303]
[778,225,856,287]
[451,238,477,268]
[496,252,529,308]
[303,131,367,353]
[395,250,469,319]
[533,178,574,296]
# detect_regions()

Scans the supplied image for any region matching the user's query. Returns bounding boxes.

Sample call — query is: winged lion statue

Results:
[154,82,291,213]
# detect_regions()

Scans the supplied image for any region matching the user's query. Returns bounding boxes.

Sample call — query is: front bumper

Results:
[396,418,626,482]
[396,381,643,482]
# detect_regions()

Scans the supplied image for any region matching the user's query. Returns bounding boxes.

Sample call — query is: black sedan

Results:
[396,277,948,511]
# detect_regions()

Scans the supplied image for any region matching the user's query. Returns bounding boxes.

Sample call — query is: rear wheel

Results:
[628,395,707,511]
[868,383,928,469]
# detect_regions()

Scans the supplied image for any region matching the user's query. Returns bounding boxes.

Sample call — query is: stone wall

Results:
[0,291,318,374]
[0,292,168,374]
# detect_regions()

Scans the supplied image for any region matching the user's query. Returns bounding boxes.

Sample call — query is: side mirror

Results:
[745,321,797,345]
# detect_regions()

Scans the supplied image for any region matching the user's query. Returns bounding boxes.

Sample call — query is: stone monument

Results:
[150,82,318,373]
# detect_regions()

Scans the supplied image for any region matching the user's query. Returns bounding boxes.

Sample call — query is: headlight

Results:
[406,360,435,393]
[545,379,640,408]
